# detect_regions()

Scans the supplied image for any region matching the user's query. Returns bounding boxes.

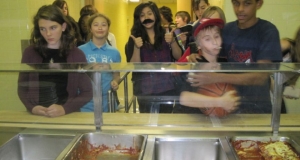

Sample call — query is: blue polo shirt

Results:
[79,40,121,112]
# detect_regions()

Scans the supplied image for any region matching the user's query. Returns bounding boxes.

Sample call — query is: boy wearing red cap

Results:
[176,18,240,113]
[178,18,225,63]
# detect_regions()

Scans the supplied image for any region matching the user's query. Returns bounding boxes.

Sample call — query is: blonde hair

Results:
[202,6,226,23]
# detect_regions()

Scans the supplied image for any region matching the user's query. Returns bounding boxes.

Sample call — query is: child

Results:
[178,6,226,62]
[174,11,192,51]
[192,0,210,26]
[78,7,117,48]
[79,13,121,112]
[178,18,240,113]
[187,0,282,113]
[159,6,174,28]
[175,11,191,28]
[125,1,182,113]
[18,5,93,117]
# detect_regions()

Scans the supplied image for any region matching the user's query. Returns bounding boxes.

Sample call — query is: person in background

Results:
[192,0,210,26]
[65,16,84,46]
[178,6,226,62]
[80,4,98,16]
[52,0,69,16]
[158,6,174,29]
[280,27,300,100]
[179,18,240,113]
[187,0,282,113]
[79,13,121,112]
[174,11,191,51]
[18,5,92,117]
[125,1,182,113]
[175,11,191,28]
[281,38,295,62]
[52,0,84,46]
[78,13,91,42]
[290,27,300,63]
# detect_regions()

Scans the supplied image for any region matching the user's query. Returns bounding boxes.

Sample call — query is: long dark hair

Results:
[52,0,69,16]
[78,13,91,41]
[30,5,75,57]
[192,0,209,11]
[159,6,173,23]
[130,1,165,50]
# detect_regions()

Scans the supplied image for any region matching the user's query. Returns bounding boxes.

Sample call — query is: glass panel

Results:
[1,62,300,130]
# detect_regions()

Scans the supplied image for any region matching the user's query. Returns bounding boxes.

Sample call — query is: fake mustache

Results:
[142,19,154,24]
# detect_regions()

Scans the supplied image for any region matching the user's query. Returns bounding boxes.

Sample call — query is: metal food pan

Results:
[226,136,300,159]
[60,132,147,160]
[154,137,229,160]
[0,133,77,160]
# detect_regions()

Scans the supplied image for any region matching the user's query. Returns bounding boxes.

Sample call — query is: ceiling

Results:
[129,0,176,4]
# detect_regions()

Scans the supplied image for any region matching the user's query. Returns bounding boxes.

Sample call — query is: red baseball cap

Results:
[193,18,224,37]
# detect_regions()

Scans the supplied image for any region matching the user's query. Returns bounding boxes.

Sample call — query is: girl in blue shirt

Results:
[79,13,121,112]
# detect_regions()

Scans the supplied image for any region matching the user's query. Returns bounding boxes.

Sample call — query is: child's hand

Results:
[32,105,48,116]
[111,80,119,91]
[130,35,143,49]
[165,28,175,44]
[179,32,188,43]
[187,54,201,62]
[45,104,65,117]
[219,90,240,113]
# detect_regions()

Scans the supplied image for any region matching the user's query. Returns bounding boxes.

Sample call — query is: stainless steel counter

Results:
[1,129,300,160]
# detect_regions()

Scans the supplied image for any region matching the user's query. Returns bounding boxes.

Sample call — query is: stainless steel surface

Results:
[143,135,231,160]
[0,133,77,160]
[93,72,103,131]
[123,72,130,113]
[1,129,300,160]
[272,72,284,135]
[0,63,298,73]
[60,132,147,160]
[227,135,300,160]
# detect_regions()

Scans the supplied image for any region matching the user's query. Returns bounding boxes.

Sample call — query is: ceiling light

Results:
[129,0,139,2]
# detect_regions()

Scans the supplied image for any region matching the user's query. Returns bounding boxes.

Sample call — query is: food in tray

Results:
[232,140,300,160]
[259,141,299,160]
[70,140,140,160]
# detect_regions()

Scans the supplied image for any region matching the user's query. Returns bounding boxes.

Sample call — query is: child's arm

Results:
[129,35,143,62]
[179,90,240,112]
[111,72,120,91]
[165,29,183,60]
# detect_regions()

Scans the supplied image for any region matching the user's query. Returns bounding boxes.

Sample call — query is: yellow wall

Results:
[94,0,128,62]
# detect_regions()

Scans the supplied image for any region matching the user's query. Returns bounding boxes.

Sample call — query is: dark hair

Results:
[52,0,69,16]
[30,5,75,57]
[80,4,98,16]
[291,28,300,62]
[65,15,83,45]
[192,0,209,11]
[159,6,173,23]
[175,11,191,24]
[131,1,164,50]
[78,13,91,41]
